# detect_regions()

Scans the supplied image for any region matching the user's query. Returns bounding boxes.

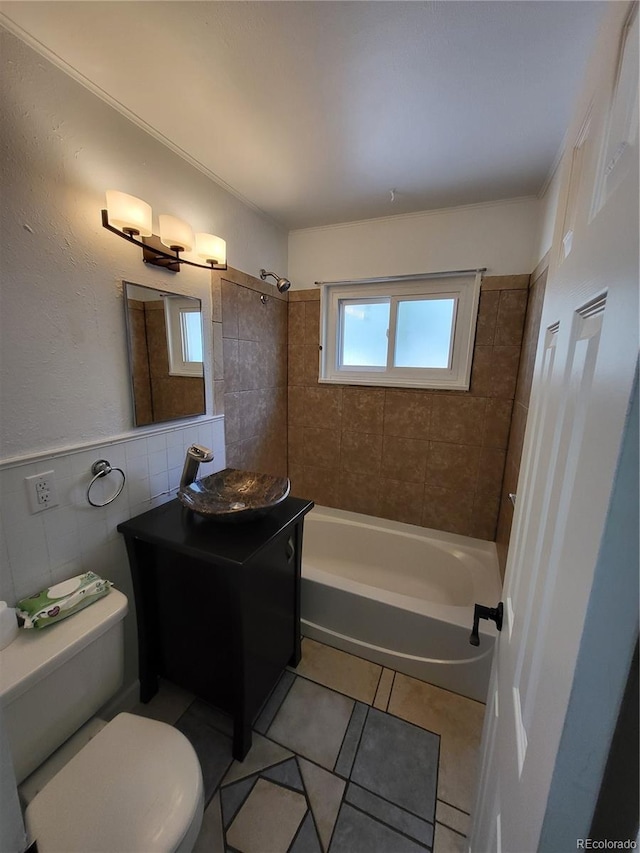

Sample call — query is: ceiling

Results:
[0,1,606,230]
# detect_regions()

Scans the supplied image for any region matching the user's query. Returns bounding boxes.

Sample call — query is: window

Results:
[164,296,204,377]
[319,271,481,390]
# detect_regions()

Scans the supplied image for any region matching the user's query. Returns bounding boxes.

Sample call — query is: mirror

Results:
[123,281,206,426]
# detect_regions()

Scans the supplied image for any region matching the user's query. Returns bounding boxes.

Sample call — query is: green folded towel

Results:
[17,572,112,629]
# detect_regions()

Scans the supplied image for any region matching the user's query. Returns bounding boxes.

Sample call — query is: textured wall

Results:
[288,198,541,290]
[287,276,529,540]
[0,30,287,461]
[213,269,288,478]
[495,263,548,575]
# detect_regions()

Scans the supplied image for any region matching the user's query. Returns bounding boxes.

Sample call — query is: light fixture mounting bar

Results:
[101,210,227,272]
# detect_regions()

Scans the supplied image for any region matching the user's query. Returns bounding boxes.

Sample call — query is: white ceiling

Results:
[1,1,606,230]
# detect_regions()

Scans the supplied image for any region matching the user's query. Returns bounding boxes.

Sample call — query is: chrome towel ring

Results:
[87,459,126,507]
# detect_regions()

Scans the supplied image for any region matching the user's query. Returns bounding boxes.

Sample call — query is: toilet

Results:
[0,589,204,852]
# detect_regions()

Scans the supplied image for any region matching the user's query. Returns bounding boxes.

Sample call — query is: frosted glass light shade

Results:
[195,233,226,266]
[159,215,194,252]
[105,191,152,236]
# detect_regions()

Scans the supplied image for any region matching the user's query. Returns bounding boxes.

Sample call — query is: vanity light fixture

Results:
[102,191,227,272]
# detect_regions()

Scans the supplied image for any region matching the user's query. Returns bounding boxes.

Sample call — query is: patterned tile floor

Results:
[132,638,484,853]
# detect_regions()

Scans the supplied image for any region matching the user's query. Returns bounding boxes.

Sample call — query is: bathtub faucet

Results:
[180,444,214,489]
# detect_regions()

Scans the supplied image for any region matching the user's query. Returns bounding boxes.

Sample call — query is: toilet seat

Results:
[25,712,204,853]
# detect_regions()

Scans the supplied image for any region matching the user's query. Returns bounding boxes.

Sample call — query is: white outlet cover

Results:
[25,471,58,513]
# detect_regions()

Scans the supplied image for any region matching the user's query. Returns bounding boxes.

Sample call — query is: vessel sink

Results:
[177,467,290,522]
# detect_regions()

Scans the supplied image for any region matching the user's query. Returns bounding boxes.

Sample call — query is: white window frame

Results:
[164,297,204,377]
[319,271,482,390]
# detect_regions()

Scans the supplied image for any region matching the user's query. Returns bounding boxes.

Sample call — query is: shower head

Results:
[260,269,291,293]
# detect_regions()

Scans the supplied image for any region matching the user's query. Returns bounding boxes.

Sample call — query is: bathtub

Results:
[300,506,503,703]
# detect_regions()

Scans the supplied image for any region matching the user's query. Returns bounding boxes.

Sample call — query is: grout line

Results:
[373,663,385,702]
[437,797,471,817]
[344,800,433,851]
[293,755,327,853]
[332,702,366,777]
[436,819,467,839]
[346,779,437,831]
[386,669,397,713]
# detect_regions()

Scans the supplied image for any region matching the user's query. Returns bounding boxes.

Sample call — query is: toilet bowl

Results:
[0,589,204,852]
[25,713,204,853]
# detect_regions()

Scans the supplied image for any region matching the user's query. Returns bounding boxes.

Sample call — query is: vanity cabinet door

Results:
[241,523,301,722]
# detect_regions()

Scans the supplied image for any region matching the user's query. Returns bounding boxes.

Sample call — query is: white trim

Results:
[314,267,486,287]
[164,296,204,377]
[319,272,481,390]
[289,196,539,235]
[0,415,223,470]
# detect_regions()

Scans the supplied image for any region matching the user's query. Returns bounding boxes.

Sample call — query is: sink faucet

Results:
[180,444,214,489]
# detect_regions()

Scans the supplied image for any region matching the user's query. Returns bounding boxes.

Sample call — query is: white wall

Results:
[534,161,563,266]
[0,29,287,462]
[0,29,286,688]
[288,196,541,290]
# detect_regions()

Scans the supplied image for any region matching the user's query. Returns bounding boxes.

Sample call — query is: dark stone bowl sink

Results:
[177,467,291,522]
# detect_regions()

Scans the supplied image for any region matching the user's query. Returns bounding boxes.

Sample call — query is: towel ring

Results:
[87,459,126,507]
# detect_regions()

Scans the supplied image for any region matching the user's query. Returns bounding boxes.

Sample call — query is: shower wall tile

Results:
[342,388,385,435]
[303,428,341,470]
[216,268,288,480]
[474,290,500,346]
[495,289,528,346]
[303,466,341,508]
[495,266,548,577]
[422,484,474,536]
[379,479,424,527]
[287,274,531,541]
[383,390,432,440]
[482,399,514,449]
[221,280,239,339]
[430,396,486,445]
[303,386,343,429]
[380,436,428,484]
[425,442,480,492]
[340,431,383,476]
[339,471,381,518]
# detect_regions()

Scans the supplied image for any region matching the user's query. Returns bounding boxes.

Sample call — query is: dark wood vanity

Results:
[118,495,313,760]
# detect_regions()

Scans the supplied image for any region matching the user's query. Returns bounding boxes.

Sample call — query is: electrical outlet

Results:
[25,471,58,513]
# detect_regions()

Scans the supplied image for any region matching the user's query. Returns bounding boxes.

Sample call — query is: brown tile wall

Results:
[495,263,548,577]
[212,267,288,478]
[127,298,153,426]
[144,301,206,423]
[287,276,530,540]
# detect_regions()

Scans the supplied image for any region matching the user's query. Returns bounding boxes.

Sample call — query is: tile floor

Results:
[132,638,485,853]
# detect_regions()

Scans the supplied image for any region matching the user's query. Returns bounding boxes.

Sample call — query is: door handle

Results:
[469,602,504,646]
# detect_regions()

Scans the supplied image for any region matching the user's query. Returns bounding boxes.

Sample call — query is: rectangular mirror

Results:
[123,281,206,426]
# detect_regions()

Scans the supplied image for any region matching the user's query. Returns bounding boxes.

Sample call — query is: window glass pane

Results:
[341,300,389,367]
[394,298,455,368]
[180,310,203,363]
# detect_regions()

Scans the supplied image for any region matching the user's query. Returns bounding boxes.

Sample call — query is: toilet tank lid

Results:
[0,589,127,705]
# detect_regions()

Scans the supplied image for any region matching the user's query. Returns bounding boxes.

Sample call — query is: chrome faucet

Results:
[180,444,214,489]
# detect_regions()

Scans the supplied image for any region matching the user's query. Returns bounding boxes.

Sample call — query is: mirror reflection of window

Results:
[123,282,206,426]
[164,297,204,377]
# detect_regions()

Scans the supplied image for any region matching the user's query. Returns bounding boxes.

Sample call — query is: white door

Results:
[471,4,639,851]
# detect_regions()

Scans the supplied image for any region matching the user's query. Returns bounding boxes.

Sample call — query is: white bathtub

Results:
[300,505,502,703]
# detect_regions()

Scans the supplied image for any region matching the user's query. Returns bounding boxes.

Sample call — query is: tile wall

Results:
[287,276,530,541]
[0,418,225,681]
[213,268,288,478]
[495,262,548,577]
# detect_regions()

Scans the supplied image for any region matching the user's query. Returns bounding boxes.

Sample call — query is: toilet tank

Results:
[0,589,128,784]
